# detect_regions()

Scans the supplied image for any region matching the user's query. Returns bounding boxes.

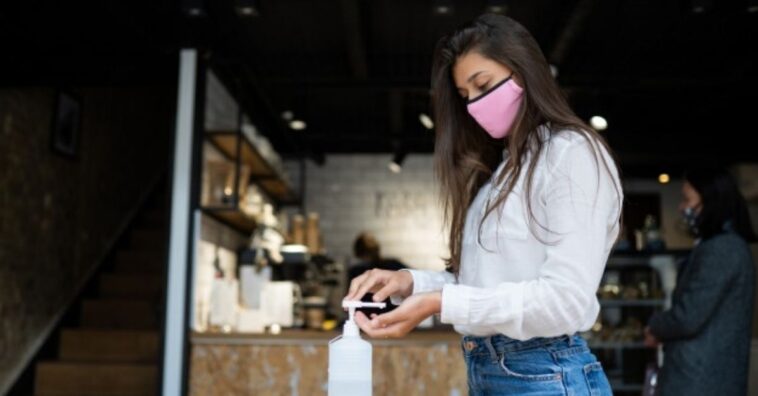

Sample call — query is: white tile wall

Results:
[284,154,448,271]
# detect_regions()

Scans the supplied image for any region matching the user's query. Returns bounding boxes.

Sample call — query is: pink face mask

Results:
[466,74,524,139]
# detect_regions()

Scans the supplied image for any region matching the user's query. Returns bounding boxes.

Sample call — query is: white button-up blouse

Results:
[399,126,622,340]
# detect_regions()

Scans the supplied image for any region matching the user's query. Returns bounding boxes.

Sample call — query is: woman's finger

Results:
[355,311,406,339]
[345,271,370,301]
[352,270,387,302]
[371,280,399,302]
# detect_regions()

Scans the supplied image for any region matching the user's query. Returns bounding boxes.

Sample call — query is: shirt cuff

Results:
[440,284,472,325]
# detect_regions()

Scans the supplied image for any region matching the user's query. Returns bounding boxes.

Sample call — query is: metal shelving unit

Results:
[199,128,299,234]
[590,250,690,395]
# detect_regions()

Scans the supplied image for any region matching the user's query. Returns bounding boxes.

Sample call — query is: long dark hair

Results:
[685,168,757,242]
[431,14,622,274]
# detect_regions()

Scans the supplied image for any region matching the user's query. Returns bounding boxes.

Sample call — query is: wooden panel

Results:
[81,300,158,330]
[35,362,157,396]
[99,274,163,300]
[60,329,159,363]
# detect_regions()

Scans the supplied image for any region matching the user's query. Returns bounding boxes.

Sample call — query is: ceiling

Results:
[1,0,756,177]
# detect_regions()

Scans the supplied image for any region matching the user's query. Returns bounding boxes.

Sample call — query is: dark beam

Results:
[339,0,369,79]
[549,0,598,65]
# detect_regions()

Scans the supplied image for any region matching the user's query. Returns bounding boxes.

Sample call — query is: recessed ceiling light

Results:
[235,0,260,16]
[419,113,434,130]
[281,110,294,121]
[433,0,453,14]
[289,120,306,130]
[658,173,671,184]
[486,0,508,14]
[434,5,451,14]
[590,115,608,131]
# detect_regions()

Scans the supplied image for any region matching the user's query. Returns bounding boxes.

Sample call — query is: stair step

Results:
[130,230,166,250]
[81,299,159,330]
[114,251,164,274]
[59,329,159,363]
[35,361,157,396]
[100,274,163,299]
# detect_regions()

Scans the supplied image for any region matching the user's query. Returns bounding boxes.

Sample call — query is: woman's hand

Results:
[345,269,414,302]
[354,292,441,338]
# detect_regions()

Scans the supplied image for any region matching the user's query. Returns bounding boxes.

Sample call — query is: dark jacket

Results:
[648,230,755,396]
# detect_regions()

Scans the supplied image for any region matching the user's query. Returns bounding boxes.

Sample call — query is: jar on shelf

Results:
[305,212,321,254]
[291,214,305,245]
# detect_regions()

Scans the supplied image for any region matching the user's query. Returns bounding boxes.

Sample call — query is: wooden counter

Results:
[189,329,467,396]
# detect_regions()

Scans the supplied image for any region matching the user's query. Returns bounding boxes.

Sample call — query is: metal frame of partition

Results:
[161,48,206,396]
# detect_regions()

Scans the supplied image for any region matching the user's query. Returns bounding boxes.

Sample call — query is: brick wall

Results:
[284,154,449,271]
[0,86,174,391]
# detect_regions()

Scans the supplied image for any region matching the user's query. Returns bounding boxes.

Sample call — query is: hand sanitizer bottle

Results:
[328,300,386,396]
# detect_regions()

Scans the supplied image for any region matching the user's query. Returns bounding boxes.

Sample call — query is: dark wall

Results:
[0,85,174,390]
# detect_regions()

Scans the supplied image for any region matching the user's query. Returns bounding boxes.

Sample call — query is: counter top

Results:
[190,328,461,346]
[189,328,467,395]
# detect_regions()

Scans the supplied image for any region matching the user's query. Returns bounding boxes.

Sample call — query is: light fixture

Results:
[690,0,712,13]
[658,173,671,184]
[235,0,260,16]
[485,0,508,14]
[549,64,559,78]
[418,113,434,130]
[281,110,294,121]
[590,115,608,131]
[433,0,453,15]
[388,151,407,174]
[289,119,307,131]
[181,0,206,17]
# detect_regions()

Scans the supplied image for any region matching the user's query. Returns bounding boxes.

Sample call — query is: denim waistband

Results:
[461,333,585,361]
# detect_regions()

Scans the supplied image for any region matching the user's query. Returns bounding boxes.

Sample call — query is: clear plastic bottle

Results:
[328,301,386,396]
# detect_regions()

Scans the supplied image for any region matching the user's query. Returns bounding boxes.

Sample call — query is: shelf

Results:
[206,130,297,204]
[201,206,257,234]
[606,250,690,268]
[599,299,666,307]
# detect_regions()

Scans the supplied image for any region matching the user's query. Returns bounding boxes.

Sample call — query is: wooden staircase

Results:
[34,204,167,396]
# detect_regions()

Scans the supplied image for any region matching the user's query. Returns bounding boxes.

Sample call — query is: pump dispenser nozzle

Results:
[341,300,386,337]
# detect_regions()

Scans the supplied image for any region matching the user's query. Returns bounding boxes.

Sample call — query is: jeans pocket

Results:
[583,361,612,396]
[498,353,563,382]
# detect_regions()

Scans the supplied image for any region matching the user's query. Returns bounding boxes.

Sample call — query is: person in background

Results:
[644,167,757,396]
[347,232,407,314]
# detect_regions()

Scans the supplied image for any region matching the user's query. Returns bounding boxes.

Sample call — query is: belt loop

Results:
[568,334,575,347]
[484,336,499,363]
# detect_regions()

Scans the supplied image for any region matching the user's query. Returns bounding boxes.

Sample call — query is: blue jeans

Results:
[461,333,613,396]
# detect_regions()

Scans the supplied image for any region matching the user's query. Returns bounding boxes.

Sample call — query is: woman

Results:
[644,168,756,396]
[345,14,622,395]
